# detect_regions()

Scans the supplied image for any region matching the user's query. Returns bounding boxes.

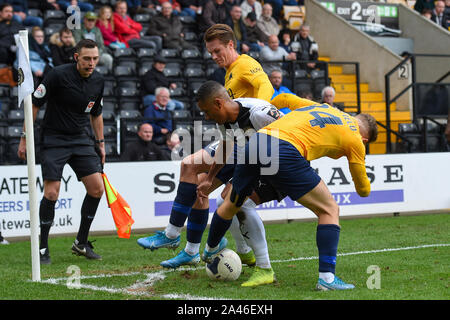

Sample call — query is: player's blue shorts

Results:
[232,132,321,201]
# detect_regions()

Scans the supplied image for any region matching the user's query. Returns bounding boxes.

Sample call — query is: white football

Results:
[206,249,242,281]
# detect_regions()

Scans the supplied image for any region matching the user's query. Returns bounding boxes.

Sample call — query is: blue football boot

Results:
[201,237,228,263]
[137,231,180,251]
[160,249,200,269]
[316,275,355,291]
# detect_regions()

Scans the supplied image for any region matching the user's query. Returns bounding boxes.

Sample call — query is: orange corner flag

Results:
[102,173,134,238]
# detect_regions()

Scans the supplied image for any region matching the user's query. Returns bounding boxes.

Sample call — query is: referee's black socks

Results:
[76,194,101,245]
[39,197,56,250]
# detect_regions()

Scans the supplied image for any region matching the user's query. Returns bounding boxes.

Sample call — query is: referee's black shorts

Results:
[40,144,102,181]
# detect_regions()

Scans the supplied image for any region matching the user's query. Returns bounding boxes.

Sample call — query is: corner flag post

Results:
[18,29,40,282]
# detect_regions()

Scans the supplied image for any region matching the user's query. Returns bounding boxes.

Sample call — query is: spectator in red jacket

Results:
[113,0,162,50]
[97,5,126,49]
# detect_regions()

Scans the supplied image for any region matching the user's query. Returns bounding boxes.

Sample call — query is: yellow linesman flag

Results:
[102,173,134,238]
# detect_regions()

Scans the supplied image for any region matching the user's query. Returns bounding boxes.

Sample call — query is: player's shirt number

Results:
[295,104,343,128]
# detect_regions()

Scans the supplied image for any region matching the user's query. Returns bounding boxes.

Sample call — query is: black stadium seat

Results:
[181,48,202,60]
[163,62,183,78]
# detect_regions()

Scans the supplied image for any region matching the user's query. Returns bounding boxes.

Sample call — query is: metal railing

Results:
[384,53,450,153]
[328,61,361,114]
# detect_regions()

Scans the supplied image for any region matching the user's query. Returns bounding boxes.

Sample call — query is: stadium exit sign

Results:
[319,0,400,36]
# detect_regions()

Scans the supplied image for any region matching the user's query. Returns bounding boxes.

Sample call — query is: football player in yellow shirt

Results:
[204,24,274,102]
[202,95,378,291]
[137,25,276,284]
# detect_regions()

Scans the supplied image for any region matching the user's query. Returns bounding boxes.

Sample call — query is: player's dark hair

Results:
[359,113,378,143]
[203,24,237,50]
[75,39,98,54]
[195,80,226,103]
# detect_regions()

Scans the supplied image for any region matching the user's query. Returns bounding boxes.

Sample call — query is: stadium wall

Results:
[305,0,411,110]
[398,4,450,83]
[0,153,449,239]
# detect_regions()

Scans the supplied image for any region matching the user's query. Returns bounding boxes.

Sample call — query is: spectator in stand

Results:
[199,0,230,33]
[259,34,296,75]
[0,3,22,65]
[240,0,263,21]
[269,68,293,99]
[143,87,174,144]
[292,24,319,72]
[57,0,94,12]
[5,0,43,27]
[414,0,435,14]
[431,0,449,29]
[257,3,280,43]
[24,26,53,86]
[125,0,157,16]
[243,11,265,51]
[161,131,183,160]
[73,11,113,73]
[96,5,127,50]
[39,0,60,11]
[264,0,283,22]
[321,86,344,111]
[445,0,450,29]
[147,1,196,49]
[421,8,433,19]
[157,0,182,15]
[132,0,158,15]
[279,29,293,53]
[297,89,314,101]
[120,123,167,161]
[226,5,252,54]
[142,55,185,110]
[178,0,202,18]
[49,26,76,66]
[113,0,161,50]
[207,67,226,84]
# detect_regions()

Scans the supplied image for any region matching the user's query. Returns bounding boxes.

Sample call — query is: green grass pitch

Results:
[0,213,448,300]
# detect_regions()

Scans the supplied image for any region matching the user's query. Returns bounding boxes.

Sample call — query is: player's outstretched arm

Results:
[349,163,371,197]
[197,138,234,199]
[270,93,317,111]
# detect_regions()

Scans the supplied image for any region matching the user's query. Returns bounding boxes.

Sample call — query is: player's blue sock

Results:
[169,182,198,228]
[187,208,209,244]
[316,224,340,274]
[207,210,232,249]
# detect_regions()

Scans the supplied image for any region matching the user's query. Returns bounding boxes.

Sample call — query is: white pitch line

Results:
[271,243,450,263]
[39,243,449,299]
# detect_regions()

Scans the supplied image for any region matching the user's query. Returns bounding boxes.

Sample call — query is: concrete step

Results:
[318,56,330,62]
[369,111,412,122]
[335,92,384,102]
[334,83,369,93]
[328,65,343,74]
[329,74,356,83]
[343,101,397,111]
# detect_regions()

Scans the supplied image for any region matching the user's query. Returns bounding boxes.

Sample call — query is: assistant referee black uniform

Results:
[31,61,105,264]
[33,63,104,180]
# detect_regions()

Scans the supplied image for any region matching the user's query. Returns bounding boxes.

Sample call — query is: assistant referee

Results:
[18,39,106,264]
